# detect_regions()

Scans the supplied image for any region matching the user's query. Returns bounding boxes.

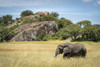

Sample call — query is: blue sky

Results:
[0,0,100,24]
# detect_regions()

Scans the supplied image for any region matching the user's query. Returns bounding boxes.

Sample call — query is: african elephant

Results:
[55,43,86,58]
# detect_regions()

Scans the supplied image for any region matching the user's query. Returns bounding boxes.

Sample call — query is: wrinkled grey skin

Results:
[55,43,86,58]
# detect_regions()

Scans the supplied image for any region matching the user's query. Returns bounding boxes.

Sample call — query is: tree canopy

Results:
[56,17,73,28]
[77,20,91,28]
[51,12,59,18]
[0,15,14,26]
[20,10,34,17]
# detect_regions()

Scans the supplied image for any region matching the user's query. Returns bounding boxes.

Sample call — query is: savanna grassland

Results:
[0,40,100,67]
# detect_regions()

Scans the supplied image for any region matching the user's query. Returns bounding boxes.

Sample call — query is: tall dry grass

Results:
[0,40,100,67]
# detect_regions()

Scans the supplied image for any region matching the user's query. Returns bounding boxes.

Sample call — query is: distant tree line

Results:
[0,10,100,42]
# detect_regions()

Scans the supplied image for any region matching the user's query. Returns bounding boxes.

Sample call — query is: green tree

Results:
[52,24,82,41]
[0,26,15,42]
[66,24,82,41]
[56,17,73,28]
[82,25,100,41]
[0,15,14,26]
[20,10,34,17]
[51,12,59,18]
[77,20,91,28]
[93,24,100,41]
[53,27,70,40]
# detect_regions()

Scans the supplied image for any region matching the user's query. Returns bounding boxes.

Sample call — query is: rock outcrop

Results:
[10,21,58,42]
[6,11,49,28]
[35,11,49,16]
[24,11,49,20]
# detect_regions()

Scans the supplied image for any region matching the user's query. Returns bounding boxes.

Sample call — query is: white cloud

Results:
[82,0,92,2]
[97,0,100,4]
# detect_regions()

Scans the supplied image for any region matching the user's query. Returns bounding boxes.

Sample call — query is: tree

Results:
[0,15,13,26]
[93,24,100,41]
[20,10,34,17]
[56,17,73,28]
[82,25,100,41]
[52,24,82,41]
[51,12,59,18]
[66,24,82,41]
[53,27,70,40]
[77,20,91,28]
[0,26,15,42]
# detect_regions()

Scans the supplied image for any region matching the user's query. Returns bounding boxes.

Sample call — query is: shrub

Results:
[35,33,46,41]
[0,26,15,42]
[38,14,57,21]
[20,10,34,17]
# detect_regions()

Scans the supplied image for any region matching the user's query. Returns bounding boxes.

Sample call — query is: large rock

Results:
[35,11,49,16]
[10,21,58,42]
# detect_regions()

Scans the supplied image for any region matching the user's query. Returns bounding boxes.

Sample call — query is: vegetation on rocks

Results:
[20,10,34,17]
[0,10,100,42]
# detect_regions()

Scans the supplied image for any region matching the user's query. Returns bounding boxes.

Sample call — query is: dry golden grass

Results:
[0,40,100,67]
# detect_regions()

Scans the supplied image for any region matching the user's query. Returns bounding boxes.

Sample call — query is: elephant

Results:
[55,43,87,58]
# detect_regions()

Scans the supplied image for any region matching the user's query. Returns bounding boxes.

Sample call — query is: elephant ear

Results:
[58,45,63,49]
[63,47,71,54]
[60,43,73,48]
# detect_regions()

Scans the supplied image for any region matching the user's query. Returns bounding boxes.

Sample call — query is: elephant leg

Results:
[63,53,71,59]
[81,50,86,58]
[67,53,71,58]
[63,54,67,59]
[82,52,86,58]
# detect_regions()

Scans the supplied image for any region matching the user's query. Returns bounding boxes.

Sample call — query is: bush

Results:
[20,10,34,17]
[35,33,46,41]
[38,14,57,21]
[43,35,62,41]
[35,33,62,41]
[53,28,70,40]
[43,35,53,41]
[0,26,15,42]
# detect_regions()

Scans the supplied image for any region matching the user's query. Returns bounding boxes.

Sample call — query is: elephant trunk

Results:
[55,52,58,57]
[54,49,59,57]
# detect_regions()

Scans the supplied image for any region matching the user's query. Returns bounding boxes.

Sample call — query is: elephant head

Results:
[55,45,64,57]
[54,43,73,58]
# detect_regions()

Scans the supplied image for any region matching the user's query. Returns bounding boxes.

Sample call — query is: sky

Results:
[0,0,100,24]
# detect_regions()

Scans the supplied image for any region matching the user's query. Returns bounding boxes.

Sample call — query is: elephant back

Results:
[61,43,73,48]
[72,43,86,53]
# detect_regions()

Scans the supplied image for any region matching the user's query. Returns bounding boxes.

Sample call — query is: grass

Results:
[0,40,100,67]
